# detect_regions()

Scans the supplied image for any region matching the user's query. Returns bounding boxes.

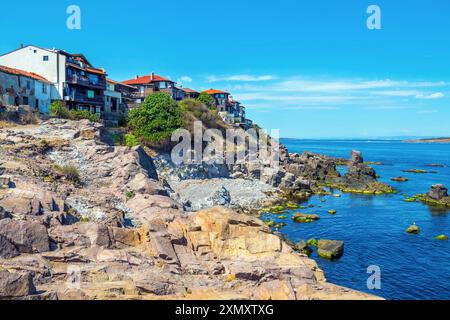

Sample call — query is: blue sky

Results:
[1,0,450,138]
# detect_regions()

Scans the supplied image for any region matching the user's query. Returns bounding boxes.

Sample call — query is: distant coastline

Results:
[404,137,450,143]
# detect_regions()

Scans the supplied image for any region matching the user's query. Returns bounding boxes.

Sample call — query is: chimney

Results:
[151,72,155,81]
[135,75,139,79]
[20,43,24,48]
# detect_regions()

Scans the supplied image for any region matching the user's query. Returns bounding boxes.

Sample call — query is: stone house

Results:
[0,64,52,114]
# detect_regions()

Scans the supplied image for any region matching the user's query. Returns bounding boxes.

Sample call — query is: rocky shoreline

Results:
[0,119,382,300]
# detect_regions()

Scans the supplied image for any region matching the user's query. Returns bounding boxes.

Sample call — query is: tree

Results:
[197,92,216,109]
[128,92,183,143]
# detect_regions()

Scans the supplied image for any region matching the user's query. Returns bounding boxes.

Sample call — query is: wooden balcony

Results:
[67,75,106,89]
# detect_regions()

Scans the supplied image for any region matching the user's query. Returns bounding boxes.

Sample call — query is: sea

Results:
[265,139,450,300]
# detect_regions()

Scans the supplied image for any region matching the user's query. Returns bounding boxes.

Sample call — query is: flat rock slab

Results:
[318,240,344,260]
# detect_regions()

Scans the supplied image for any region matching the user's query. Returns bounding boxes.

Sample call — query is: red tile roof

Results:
[107,78,138,90]
[203,89,229,95]
[122,74,173,85]
[181,87,199,93]
[0,65,51,83]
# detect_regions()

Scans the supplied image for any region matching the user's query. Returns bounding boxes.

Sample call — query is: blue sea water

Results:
[270,139,450,300]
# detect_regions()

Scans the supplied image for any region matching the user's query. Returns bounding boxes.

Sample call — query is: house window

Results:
[26,81,31,90]
[43,56,49,61]
[23,97,29,105]
[43,85,47,94]
[87,90,95,99]
[159,82,167,89]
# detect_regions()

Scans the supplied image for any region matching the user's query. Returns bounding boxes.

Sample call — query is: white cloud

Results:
[417,109,437,114]
[206,74,276,82]
[415,92,444,99]
[178,76,193,83]
[206,75,449,111]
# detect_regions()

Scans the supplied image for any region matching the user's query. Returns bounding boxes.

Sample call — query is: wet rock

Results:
[350,150,364,164]
[317,240,344,260]
[435,234,448,241]
[0,270,37,298]
[406,225,420,234]
[292,213,320,223]
[295,240,313,256]
[427,184,448,201]
[0,219,49,254]
[391,177,409,182]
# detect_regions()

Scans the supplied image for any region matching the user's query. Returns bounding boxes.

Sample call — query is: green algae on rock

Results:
[307,238,318,247]
[317,239,344,260]
[406,225,420,234]
[328,209,337,215]
[292,213,320,223]
[391,177,409,182]
[435,235,448,241]
[295,240,313,256]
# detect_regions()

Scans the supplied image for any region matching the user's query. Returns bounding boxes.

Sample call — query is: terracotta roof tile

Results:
[0,65,51,83]
[122,74,173,85]
[203,89,229,95]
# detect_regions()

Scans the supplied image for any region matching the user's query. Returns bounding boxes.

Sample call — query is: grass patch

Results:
[54,163,80,183]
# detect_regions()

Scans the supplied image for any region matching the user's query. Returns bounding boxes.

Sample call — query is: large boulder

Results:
[0,270,36,298]
[0,234,20,258]
[317,240,344,260]
[350,150,364,164]
[49,223,113,249]
[427,184,448,201]
[0,219,50,254]
[207,187,231,207]
[261,168,285,187]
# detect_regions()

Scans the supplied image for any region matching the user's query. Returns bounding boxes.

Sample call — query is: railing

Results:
[65,92,104,105]
[67,75,106,89]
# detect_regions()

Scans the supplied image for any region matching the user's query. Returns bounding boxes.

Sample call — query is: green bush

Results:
[128,93,183,143]
[70,109,99,122]
[110,133,124,146]
[179,99,223,130]
[197,93,215,109]
[124,133,139,148]
[50,101,71,118]
[49,100,99,122]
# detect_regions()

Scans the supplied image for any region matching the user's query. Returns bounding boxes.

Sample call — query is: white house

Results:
[0,45,65,101]
[105,79,123,114]
[0,45,107,114]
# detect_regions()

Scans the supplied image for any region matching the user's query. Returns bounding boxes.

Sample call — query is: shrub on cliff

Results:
[50,101,71,118]
[127,92,183,143]
[124,133,139,148]
[179,99,226,131]
[50,101,99,122]
[197,92,215,109]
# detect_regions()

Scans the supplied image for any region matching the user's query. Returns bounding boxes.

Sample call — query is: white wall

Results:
[0,45,65,99]
[34,81,51,114]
